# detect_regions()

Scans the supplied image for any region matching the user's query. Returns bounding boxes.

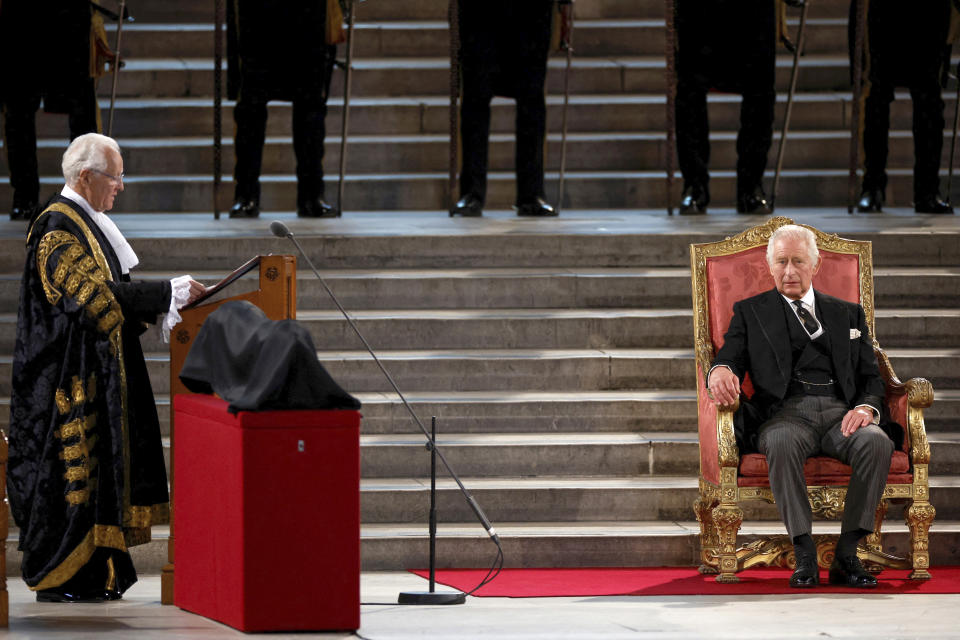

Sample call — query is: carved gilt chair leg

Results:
[694,481,720,574]
[906,500,936,580]
[711,503,743,583]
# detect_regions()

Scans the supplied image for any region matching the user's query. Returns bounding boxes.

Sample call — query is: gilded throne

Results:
[690,217,935,583]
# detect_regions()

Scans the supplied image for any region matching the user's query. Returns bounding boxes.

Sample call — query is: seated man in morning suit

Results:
[674,0,801,215]
[8,134,204,602]
[707,225,893,588]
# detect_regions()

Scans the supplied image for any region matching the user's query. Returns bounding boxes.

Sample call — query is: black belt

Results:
[787,378,841,398]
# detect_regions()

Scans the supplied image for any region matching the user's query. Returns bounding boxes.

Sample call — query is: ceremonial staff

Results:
[105,0,129,137]
[448,0,460,213]
[555,0,575,215]
[212,0,225,219]
[772,0,811,209]
[663,0,677,215]
[337,0,357,215]
[848,0,867,213]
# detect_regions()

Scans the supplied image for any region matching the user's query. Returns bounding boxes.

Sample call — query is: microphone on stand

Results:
[269,220,501,546]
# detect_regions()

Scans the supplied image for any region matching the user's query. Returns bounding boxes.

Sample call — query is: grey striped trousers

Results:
[757,394,894,538]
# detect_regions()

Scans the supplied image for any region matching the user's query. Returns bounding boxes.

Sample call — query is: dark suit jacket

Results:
[711,288,888,451]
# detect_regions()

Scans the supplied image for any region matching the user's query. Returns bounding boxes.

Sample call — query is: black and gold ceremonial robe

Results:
[8,196,170,592]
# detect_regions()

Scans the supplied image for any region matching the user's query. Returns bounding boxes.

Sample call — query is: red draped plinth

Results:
[173,394,360,632]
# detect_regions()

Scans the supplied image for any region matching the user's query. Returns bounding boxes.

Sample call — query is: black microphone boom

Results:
[270,221,500,544]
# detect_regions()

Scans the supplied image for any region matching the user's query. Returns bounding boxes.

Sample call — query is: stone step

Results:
[6,169,960,213]
[0,390,702,436]
[2,345,954,399]
[3,388,959,439]
[26,93,952,139]
[3,218,960,272]
[107,18,851,60]
[360,473,960,524]
[94,55,867,99]
[116,0,852,24]
[90,430,960,486]
[9,130,956,178]
[10,518,956,575]
[2,266,959,311]
[2,307,956,353]
[355,432,960,479]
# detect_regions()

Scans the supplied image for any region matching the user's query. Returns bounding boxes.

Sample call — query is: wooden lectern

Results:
[161,254,296,605]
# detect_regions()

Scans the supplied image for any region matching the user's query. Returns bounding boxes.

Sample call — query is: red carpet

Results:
[410,566,960,597]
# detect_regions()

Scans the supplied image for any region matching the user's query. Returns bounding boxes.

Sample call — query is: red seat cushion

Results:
[737,451,912,488]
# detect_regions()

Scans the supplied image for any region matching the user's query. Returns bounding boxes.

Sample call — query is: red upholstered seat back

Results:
[706,246,862,356]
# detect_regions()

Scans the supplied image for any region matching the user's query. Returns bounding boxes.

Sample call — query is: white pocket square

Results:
[850,329,861,339]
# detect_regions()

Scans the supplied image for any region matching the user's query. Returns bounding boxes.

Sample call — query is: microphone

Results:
[268,221,500,544]
[270,220,292,238]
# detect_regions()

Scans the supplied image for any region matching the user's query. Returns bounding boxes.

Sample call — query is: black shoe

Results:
[914,194,954,214]
[10,201,37,221]
[737,188,772,215]
[789,553,820,588]
[103,589,123,601]
[828,554,878,588]
[516,198,557,217]
[857,189,884,213]
[36,587,106,603]
[228,198,260,219]
[679,185,708,215]
[297,198,340,218]
[449,194,483,217]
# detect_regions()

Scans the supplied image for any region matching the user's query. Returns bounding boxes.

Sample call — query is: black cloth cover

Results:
[9,196,171,593]
[179,300,361,413]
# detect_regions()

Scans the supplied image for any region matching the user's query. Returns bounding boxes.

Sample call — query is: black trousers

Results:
[233,95,329,206]
[2,81,98,207]
[675,77,775,197]
[459,86,547,206]
[233,43,335,207]
[862,77,945,198]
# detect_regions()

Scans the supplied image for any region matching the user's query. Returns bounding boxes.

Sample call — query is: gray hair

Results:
[766,224,819,266]
[62,133,121,186]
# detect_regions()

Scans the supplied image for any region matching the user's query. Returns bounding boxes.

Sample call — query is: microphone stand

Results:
[270,221,503,604]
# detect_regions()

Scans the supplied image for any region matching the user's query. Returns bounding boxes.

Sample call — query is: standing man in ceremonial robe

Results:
[0,0,114,220]
[227,0,344,218]
[450,0,570,218]
[853,0,960,214]
[673,0,800,215]
[8,134,205,602]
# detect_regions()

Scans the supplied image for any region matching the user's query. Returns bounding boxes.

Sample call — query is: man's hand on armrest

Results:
[707,365,741,406]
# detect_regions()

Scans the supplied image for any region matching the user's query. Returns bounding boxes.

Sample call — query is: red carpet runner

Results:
[410,566,960,597]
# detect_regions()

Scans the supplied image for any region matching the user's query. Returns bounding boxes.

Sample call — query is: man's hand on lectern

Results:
[185,279,207,305]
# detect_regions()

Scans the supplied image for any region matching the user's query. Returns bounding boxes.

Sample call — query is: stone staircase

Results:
[2,0,957,212]
[2,220,959,574]
[1,0,960,578]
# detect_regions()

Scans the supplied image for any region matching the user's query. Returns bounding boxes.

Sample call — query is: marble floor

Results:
[3,572,959,640]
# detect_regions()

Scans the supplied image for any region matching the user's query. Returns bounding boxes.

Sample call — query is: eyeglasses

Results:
[91,169,125,184]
